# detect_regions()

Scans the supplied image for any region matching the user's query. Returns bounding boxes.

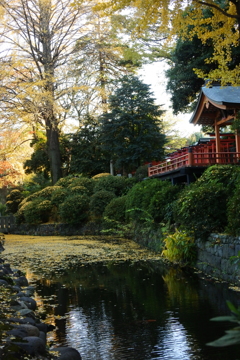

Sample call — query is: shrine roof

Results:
[189,83,240,126]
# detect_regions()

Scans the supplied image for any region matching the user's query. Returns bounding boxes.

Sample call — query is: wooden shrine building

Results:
[148,82,240,184]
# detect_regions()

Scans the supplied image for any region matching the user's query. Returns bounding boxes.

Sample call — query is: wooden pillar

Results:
[188,147,193,166]
[235,131,240,162]
[215,122,221,163]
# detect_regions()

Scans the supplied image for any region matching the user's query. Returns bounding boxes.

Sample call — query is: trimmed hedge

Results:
[59,194,90,224]
[93,175,129,196]
[90,190,116,217]
[103,196,127,223]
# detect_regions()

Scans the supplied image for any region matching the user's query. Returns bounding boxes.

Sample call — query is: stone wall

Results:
[195,234,240,285]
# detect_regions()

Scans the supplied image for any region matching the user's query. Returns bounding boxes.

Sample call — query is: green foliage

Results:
[0,203,6,216]
[148,183,182,223]
[166,34,215,114]
[93,175,128,196]
[22,173,52,196]
[101,217,134,238]
[134,165,149,181]
[125,179,179,223]
[226,186,240,236]
[103,196,127,223]
[162,230,196,264]
[59,194,90,225]
[174,182,228,238]
[90,190,116,217]
[92,173,111,179]
[207,301,240,347]
[68,177,94,195]
[55,175,94,194]
[23,199,52,224]
[99,75,166,173]
[197,165,240,193]
[51,187,68,207]
[23,133,71,179]
[5,189,24,214]
[69,116,109,176]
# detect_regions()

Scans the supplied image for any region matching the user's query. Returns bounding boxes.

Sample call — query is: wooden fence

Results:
[0,215,15,233]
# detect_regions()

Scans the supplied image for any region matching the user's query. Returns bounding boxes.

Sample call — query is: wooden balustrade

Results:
[148,152,240,177]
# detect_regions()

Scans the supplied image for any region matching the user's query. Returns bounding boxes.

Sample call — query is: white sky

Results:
[138,61,200,137]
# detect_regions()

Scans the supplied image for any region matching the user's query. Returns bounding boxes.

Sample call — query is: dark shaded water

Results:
[30,260,240,360]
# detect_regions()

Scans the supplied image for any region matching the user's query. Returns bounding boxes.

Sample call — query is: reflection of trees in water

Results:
[34,261,240,360]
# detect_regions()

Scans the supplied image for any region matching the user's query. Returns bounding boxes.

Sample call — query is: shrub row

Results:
[5,165,240,239]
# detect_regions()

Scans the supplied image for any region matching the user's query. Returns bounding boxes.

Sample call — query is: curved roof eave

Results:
[189,85,240,124]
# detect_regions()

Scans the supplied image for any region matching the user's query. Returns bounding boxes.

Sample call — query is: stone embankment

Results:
[195,234,240,285]
[0,239,82,360]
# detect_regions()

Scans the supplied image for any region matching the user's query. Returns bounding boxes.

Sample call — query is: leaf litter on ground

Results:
[2,234,162,281]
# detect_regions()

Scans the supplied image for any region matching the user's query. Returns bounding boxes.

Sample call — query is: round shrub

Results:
[103,196,127,223]
[55,176,94,194]
[59,194,90,225]
[174,182,228,238]
[92,173,111,180]
[90,190,116,217]
[6,189,24,214]
[55,175,78,187]
[125,179,177,222]
[23,199,52,224]
[93,175,128,196]
[68,178,94,195]
[34,186,59,200]
[51,187,68,207]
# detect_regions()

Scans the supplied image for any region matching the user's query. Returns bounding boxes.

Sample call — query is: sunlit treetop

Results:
[85,0,240,85]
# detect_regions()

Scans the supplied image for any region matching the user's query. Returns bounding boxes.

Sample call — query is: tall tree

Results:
[65,13,145,120]
[0,0,92,184]
[69,115,109,176]
[99,75,166,174]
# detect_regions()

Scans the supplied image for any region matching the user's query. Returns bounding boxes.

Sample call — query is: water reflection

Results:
[31,261,240,360]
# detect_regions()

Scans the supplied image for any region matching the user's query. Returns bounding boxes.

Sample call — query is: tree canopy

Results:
[92,0,240,85]
[99,75,166,174]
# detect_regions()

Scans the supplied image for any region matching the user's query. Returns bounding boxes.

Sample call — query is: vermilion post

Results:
[188,148,193,166]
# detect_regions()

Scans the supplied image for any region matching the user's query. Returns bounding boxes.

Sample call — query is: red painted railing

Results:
[148,151,240,177]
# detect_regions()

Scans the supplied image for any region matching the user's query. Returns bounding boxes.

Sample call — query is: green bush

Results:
[36,186,62,200]
[59,194,90,224]
[0,203,6,216]
[90,190,116,217]
[134,165,149,181]
[103,196,127,223]
[69,185,88,195]
[68,177,94,194]
[93,175,128,196]
[55,175,94,194]
[197,165,240,193]
[174,182,228,238]
[125,179,179,223]
[51,187,68,207]
[226,187,240,236]
[23,199,52,224]
[6,189,24,214]
[148,183,182,223]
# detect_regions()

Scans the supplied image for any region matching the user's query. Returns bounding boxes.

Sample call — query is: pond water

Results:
[30,260,240,360]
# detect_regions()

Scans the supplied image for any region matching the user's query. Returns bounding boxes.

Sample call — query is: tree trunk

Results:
[46,122,62,184]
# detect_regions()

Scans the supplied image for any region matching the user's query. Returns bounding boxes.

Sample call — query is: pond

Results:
[2,235,240,360]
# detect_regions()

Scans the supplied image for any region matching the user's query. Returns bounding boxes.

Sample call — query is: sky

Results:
[138,61,200,137]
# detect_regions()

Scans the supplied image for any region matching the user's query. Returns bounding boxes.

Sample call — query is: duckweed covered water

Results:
[3,235,240,360]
